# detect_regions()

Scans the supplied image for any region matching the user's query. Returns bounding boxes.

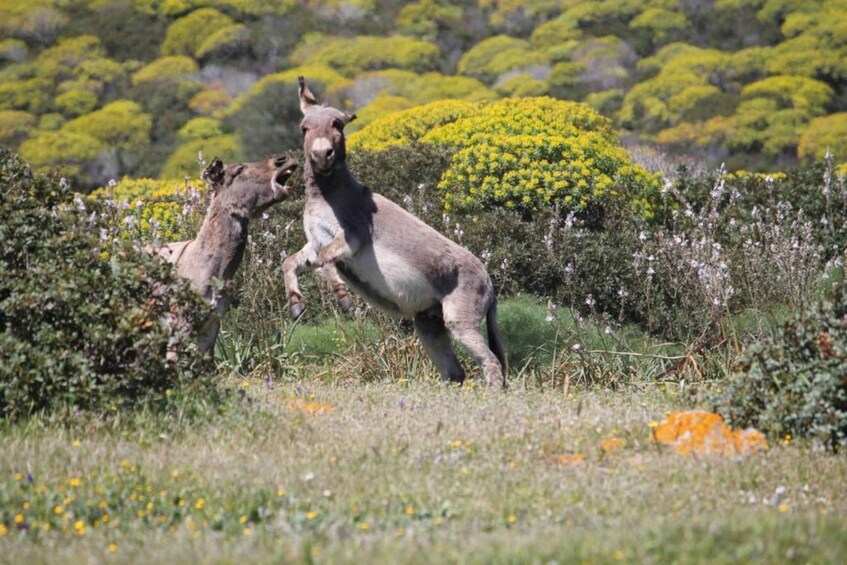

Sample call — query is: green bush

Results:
[456,35,547,83]
[289,33,442,76]
[0,151,214,420]
[161,8,235,57]
[709,285,847,450]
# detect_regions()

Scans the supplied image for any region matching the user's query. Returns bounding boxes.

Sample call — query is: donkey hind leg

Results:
[413,311,465,385]
[442,299,505,389]
[282,244,318,319]
[197,315,221,355]
[320,262,353,312]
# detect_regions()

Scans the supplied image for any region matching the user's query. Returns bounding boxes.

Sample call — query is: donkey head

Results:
[298,76,356,176]
[202,155,298,218]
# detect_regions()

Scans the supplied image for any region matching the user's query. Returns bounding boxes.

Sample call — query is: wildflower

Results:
[69,477,81,487]
[14,514,25,524]
[74,520,86,535]
[171,469,181,478]
[507,515,517,525]
[54,505,64,515]
[71,439,81,447]
[0,525,7,536]
[107,543,117,552]
[359,522,370,531]
[404,507,415,516]
[305,511,318,520]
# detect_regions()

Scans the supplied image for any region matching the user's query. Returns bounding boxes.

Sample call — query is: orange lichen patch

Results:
[287,398,333,415]
[651,411,768,457]
[600,438,625,453]
[553,453,585,465]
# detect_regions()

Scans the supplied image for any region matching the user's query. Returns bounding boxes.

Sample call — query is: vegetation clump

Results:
[0,151,214,420]
[352,97,660,215]
[711,285,847,451]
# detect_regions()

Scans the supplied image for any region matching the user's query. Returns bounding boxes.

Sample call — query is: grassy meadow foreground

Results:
[2,379,846,564]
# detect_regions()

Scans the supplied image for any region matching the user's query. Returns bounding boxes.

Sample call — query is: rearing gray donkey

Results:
[282,77,506,388]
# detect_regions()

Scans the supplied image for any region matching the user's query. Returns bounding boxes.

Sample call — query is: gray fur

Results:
[158,156,298,354]
[282,77,506,388]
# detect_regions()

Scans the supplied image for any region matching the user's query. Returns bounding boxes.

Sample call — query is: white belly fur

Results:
[348,243,436,315]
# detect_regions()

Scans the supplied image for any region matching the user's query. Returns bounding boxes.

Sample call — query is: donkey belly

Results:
[344,246,438,316]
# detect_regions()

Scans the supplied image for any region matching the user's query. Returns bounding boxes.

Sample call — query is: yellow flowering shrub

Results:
[289,33,441,76]
[651,411,768,457]
[347,99,478,152]
[421,97,617,147]
[351,97,661,215]
[89,177,206,242]
[438,132,658,215]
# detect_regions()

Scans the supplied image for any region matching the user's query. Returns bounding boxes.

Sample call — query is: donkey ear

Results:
[298,76,319,114]
[344,112,357,125]
[202,157,225,186]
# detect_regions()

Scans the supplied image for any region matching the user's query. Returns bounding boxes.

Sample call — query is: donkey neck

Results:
[304,160,358,200]
[193,199,249,281]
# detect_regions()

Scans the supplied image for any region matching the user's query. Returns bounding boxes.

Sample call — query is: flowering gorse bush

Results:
[438,131,658,214]
[350,97,661,215]
[347,99,478,153]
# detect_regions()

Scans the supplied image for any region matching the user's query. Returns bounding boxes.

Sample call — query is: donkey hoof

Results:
[290,303,305,319]
[338,295,353,312]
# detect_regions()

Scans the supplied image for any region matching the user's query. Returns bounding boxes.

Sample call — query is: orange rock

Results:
[651,411,768,457]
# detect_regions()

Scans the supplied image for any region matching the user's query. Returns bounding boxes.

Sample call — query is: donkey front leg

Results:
[282,244,318,319]
[320,261,353,312]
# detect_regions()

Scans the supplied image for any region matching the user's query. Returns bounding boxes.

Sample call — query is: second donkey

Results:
[158,155,298,353]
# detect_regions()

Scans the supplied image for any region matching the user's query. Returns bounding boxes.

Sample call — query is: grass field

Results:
[2,377,845,564]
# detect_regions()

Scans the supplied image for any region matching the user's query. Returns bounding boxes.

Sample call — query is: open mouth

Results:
[273,163,298,191]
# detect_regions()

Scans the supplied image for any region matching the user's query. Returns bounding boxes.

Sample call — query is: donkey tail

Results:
[486,297,507,375]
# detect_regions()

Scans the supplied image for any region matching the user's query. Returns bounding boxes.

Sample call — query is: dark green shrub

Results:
[709,285,847,451]
[0,151,215,420]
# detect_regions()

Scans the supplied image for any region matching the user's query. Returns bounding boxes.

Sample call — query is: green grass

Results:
[1,378,845,564]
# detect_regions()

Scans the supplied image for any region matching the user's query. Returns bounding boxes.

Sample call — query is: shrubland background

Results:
[1,0,847,187]
[2,1,847,562]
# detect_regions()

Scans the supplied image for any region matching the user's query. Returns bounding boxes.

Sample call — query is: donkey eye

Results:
[301,126,309,136]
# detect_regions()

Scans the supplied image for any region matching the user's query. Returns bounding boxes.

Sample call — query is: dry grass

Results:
[1,378,846,564]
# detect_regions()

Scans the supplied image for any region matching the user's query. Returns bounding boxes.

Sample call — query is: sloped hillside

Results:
[1,0,845,188]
